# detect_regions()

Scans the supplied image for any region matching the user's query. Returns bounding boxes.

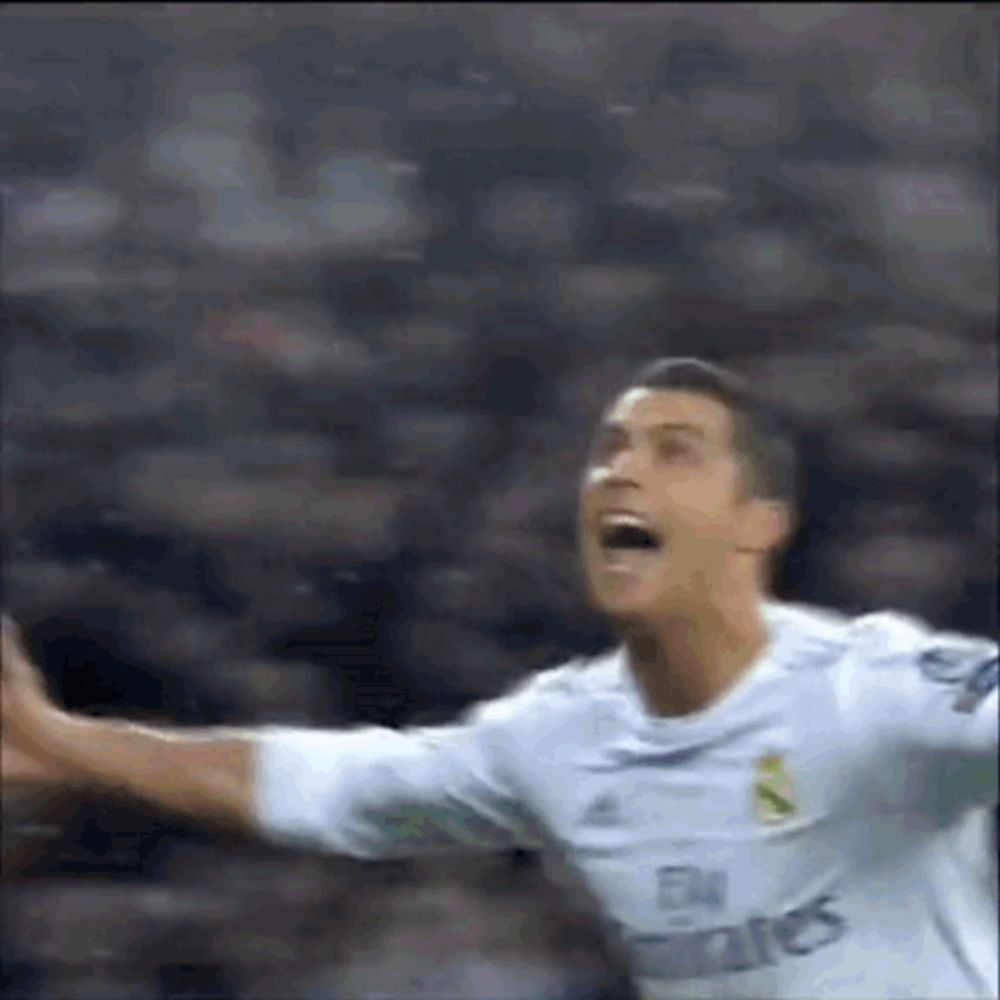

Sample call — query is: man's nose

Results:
[588,451,643,491]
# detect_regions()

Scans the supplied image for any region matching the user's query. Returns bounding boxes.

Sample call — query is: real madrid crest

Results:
[755,753,797,823]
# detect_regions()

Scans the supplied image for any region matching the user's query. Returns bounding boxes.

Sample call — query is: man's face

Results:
[579,387,764,623]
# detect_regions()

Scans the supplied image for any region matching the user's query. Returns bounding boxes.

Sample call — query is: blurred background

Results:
[1,3,996,998]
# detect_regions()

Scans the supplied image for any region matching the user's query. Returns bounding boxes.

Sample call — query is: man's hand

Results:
[1,612,260,834]
[1,613,72,769]
[2,612,259,833]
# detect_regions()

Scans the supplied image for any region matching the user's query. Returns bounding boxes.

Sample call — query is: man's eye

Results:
[658,440,696,462]
[592,435,622,461]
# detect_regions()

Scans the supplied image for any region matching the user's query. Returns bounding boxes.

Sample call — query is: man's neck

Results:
[622,592,771,719]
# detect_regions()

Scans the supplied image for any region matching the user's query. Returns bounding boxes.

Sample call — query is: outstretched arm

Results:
[3,614,546,859]
[2,614,257,834]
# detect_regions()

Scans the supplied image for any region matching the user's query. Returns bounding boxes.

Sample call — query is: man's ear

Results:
[738,499,795,555]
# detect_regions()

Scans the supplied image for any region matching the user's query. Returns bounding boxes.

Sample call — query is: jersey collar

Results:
[612,601,793,749]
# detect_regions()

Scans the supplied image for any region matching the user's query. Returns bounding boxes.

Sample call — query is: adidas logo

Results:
[580,790,620,827]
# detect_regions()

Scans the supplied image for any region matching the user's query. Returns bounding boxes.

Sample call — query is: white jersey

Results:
[253,601,999,999]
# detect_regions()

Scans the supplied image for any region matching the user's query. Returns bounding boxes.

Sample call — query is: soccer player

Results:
[3,358,997,999]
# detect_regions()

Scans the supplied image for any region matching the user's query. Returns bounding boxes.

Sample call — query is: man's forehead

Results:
[600,387,733,437]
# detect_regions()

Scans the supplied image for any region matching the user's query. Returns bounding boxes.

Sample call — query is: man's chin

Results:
[584,549,678,615]
[589,580,661,623]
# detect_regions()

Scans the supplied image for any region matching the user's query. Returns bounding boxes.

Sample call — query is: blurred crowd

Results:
[1,3,996,998]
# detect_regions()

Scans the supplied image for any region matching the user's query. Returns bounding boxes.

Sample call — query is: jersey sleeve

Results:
[250,674,559,859]
[851,612,998,812]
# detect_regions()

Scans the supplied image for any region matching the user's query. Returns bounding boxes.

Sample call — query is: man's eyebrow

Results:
[649,422,707,437]
[598,420,707,438]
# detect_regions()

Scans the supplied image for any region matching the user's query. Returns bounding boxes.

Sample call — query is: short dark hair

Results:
[626,357,798,506]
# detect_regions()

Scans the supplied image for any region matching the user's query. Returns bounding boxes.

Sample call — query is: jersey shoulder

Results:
[467,650,620,729]
[846,607,996,673]
[765,599,853,675]
[767,600,996,681]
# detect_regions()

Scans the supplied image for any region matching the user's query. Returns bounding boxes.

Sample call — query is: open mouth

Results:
[596,514,665,569]
[599,522,663,551]
[591,513,666,599]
